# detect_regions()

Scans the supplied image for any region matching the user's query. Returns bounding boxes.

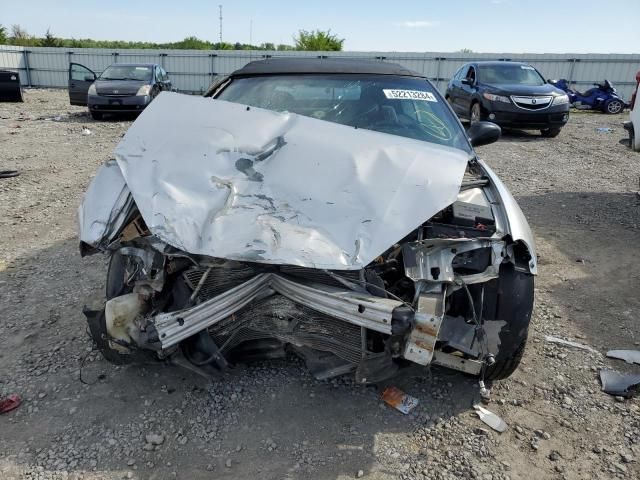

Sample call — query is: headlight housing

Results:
[87,83,96,95]
[483,92,511,104]
[136,85,152,96]
[553,94,569,105]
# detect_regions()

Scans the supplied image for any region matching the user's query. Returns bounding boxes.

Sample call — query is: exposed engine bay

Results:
[79,94,536,383]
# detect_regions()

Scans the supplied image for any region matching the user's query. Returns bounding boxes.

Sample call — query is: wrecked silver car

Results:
[79,59,536,383]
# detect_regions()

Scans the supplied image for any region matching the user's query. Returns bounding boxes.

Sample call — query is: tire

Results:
[541,127,562,138]
[483,264,535,381]
[604,99,624,114]
[90,111,103,120]
[470,102,482,124]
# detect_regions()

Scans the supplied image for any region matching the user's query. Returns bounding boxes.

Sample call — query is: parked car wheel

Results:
[540,127,562,138]
[470,102,482,124]
[605,99,624,114]
[91,111,103,120]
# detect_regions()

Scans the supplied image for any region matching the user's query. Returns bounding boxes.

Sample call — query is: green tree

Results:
[176,36,212,50]
[41,28,60,47]
[458,48,473,53]
[9,24,39,46]
[293,29,344,51]
[0,24,7,44]
[277,43,295,51]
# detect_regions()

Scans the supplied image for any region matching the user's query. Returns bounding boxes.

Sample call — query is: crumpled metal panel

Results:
[78,159,132,248]
[84,92,470,269]
[477,159,538,274]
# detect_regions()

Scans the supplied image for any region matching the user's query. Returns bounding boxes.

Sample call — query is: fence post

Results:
[159,53,167,68]
[435,56,444,91]
[22,50,32,87]
[567,58,578,86]
[112,52,119,63]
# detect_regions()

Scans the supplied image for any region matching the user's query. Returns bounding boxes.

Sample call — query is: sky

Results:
[2,0,639,53]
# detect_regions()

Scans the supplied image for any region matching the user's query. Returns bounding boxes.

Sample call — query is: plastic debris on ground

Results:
[607,350,640,365]
[0,170,20,179]
[545,335,600,355]
[0,394,22,414]
[599,369,640,398]
[595,127,614,133]
[82,127,92,136]
[381,386,419,414]
[473,404,507,433]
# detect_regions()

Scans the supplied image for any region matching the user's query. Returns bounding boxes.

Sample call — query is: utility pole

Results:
[249,19,253,47]
[219,5,223,43]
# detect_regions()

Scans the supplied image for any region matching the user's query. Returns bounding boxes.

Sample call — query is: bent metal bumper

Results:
[150,273,400,349]
[143,273,481,372]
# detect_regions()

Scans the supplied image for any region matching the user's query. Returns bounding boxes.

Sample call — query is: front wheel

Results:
[604,99,624,114]
[541,127,562,138]
[483,264,535,380]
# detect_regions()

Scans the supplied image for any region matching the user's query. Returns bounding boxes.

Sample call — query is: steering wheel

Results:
[414,111,453,141]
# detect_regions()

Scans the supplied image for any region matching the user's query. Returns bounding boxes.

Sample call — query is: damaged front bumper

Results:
[97,234,510,380]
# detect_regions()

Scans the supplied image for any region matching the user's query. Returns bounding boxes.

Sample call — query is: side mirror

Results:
[84,75,95,82]
[468,121,501,147]
[461,78,473,86]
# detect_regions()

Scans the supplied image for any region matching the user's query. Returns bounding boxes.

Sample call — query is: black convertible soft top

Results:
[230,58,424,78]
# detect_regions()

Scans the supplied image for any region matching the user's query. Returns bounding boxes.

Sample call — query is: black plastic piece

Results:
[182,330,228,369]
[390,306,415,335]
[84,307,137,365]
[355,353,398,384]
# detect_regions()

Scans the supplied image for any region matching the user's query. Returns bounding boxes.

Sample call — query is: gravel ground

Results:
[1,89,639,480]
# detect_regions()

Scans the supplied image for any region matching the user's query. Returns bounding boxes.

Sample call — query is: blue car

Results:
[446,61,570,137]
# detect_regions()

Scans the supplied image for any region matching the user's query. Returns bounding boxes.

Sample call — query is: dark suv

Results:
[446,61,569,137]
[68,63,172,119]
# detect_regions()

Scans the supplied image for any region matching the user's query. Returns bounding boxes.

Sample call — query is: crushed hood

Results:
[80,92,470,269]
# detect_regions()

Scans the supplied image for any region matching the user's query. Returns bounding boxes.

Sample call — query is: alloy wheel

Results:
[607,100,623,114]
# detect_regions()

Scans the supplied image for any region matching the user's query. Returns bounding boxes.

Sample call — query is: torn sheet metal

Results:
[403,290,444,365]
[600,369,640,398]
[474,405,507,432]
[607,350,640,365]
[381,386,419,414]
[81,92,469,269]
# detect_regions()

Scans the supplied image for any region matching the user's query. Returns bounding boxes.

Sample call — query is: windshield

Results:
[99,65,152,81]
[215,74,470,152]
[478,64,545,86]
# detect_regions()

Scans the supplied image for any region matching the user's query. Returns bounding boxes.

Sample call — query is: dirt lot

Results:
[1,89,639,480]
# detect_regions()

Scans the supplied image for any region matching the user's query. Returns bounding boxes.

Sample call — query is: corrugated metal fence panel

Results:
[1,45,639,99]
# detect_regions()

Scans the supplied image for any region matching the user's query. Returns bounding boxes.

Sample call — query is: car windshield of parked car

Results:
[100,65,152,82]
[478,65,545,86]
[216,74,471,152]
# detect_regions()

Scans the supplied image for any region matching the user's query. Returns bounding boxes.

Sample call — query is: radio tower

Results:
[219,5,223,43]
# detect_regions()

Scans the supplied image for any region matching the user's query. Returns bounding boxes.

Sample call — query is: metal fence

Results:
[1,45,639,99]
